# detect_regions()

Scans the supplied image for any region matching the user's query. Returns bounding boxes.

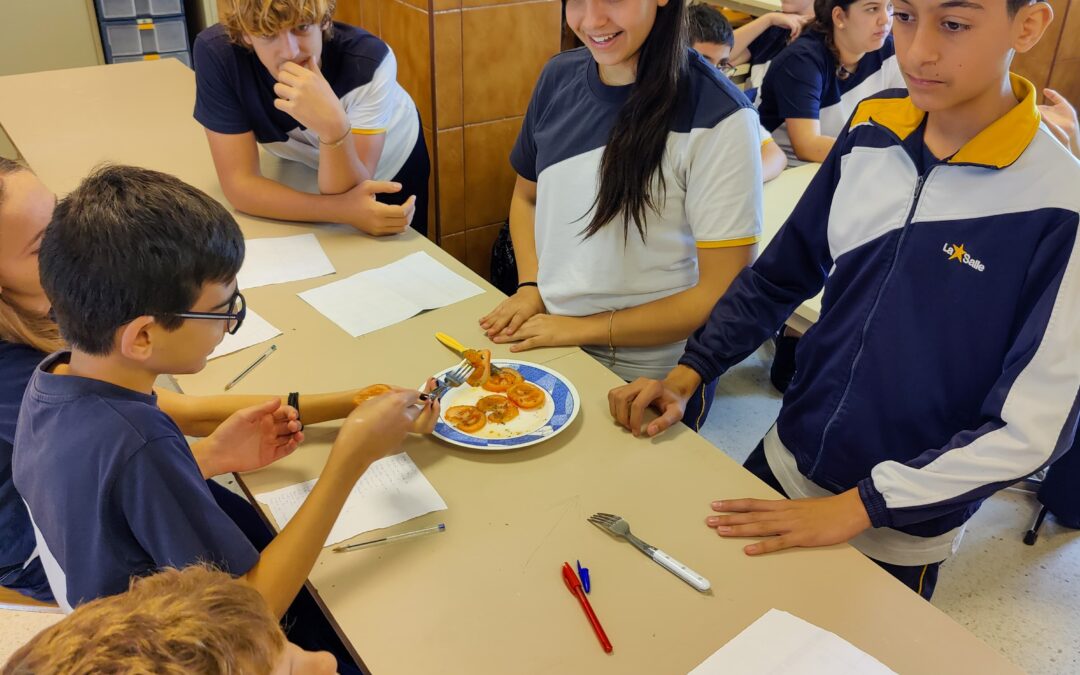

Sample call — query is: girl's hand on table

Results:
[480,286,545,339]
[491,313,583,352]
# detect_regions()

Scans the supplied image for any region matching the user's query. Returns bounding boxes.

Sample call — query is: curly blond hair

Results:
[2,566,286,675]
[221,0,337,44]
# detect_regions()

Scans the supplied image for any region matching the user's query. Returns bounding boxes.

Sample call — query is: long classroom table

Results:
[718,0,783,16]
[0,60,1020,674]
[762,162,822,334]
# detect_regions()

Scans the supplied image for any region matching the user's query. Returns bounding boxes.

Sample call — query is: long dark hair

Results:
[811,0,859,80]
[582,0,688,242]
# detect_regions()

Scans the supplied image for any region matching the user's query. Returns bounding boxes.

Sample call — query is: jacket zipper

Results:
[808,164,934,481]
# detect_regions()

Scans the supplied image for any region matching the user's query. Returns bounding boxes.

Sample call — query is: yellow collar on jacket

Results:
[849,73,1040,169]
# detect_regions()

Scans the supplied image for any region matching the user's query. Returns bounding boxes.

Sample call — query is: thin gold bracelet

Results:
[607,309,617,367]
[319,126,351,148]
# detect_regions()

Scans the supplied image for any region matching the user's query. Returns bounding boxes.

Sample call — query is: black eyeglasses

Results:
[173,290,247,335]
[716,60,737,77]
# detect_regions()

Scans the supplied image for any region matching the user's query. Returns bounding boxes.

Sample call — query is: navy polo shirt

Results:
[758,31,905,164]
[0,341,49,599]
[745,25,793,103]
[193,22,418,181]
[12,351,258,611]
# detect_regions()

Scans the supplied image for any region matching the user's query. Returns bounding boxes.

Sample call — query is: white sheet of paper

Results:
[207,308,281,360]
[689,609,896,675]
[297,251,484,337]
[237,233,336,290]
[254,453,448,547]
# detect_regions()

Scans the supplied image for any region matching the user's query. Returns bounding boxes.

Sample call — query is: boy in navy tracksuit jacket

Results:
[609,0,1076,599]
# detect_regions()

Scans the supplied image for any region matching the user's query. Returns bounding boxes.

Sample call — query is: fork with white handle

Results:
[588,512,711,592]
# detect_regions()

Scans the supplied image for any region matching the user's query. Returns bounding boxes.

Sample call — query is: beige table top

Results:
[762,162,823,333]
[718,0,783,17]
[0,61,1020,674]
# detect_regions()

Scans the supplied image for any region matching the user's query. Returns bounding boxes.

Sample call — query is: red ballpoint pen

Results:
[562,562,613,653]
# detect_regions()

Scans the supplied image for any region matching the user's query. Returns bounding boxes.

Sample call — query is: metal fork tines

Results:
[588,513,655,556]
[588,512,711,592]
[429,359,474,400]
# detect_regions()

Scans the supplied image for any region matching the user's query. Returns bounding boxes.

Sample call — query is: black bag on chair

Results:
[489,221,518,296]
[1038,437,1080,529]
[1024,433,1080,543]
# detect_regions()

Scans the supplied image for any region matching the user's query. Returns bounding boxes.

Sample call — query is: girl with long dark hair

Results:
[479,0,762,430]
[758,0,905,164]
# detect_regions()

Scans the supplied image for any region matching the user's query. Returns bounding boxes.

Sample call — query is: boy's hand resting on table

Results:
[336,180,416,236]
[195,398,304,478]
[609,366,701,437]
[706,489,872,555]
[480,286,546,340]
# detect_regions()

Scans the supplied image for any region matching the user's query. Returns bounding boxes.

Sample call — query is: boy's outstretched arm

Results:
[707,215,1080,554]
[610,134,848,437]
[241,390,434,618]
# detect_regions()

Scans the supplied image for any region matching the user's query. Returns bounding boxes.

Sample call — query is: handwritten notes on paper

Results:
[254,452,448,547]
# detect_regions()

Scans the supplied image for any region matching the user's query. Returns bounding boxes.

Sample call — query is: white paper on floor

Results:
[689,609,896,675]
[254,452,448,547]
[297,251,484,337]
[237,233,336,290]
[208,308,281,360]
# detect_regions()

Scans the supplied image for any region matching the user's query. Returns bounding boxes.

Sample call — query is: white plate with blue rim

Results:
[431,359,580,451]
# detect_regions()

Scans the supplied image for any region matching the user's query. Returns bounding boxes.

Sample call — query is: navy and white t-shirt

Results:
[0,341,49,600]
[12,352,258,611]
[510,48,763,380]
[759,31,905,164]
[193,22,418,181]
[745,25,793,104]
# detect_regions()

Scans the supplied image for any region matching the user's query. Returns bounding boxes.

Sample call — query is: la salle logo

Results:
[943,243,986,272]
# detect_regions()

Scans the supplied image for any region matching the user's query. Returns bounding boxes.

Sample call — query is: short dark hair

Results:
[688,3,734,49]
[40,165,245,355]
[1007,0,1039,14]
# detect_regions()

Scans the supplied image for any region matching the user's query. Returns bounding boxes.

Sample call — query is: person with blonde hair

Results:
[2,565,336,674]
[194,0,428,236]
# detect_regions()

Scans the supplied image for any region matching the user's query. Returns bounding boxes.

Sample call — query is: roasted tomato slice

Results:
[445,405,486,433]
[352,384,392,406]
[481,367,524,392]
[463,349,491,387]
[507,382,545,410]
[476,395,520,424]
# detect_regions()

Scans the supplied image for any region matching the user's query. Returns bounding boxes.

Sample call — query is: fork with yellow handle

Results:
[434,332,504,375]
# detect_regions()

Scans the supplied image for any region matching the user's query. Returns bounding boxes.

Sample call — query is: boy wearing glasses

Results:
[689,3,788,181]
[12,166,435,669]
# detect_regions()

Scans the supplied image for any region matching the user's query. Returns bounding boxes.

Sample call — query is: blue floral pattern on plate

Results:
[432,360,580,451]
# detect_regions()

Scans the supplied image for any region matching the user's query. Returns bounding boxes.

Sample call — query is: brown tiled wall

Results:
[336,0,561,277]
[1012,0,1080,110]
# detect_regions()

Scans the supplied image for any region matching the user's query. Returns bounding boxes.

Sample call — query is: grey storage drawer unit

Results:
[102,17,188,58]
[96,0,183,20]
